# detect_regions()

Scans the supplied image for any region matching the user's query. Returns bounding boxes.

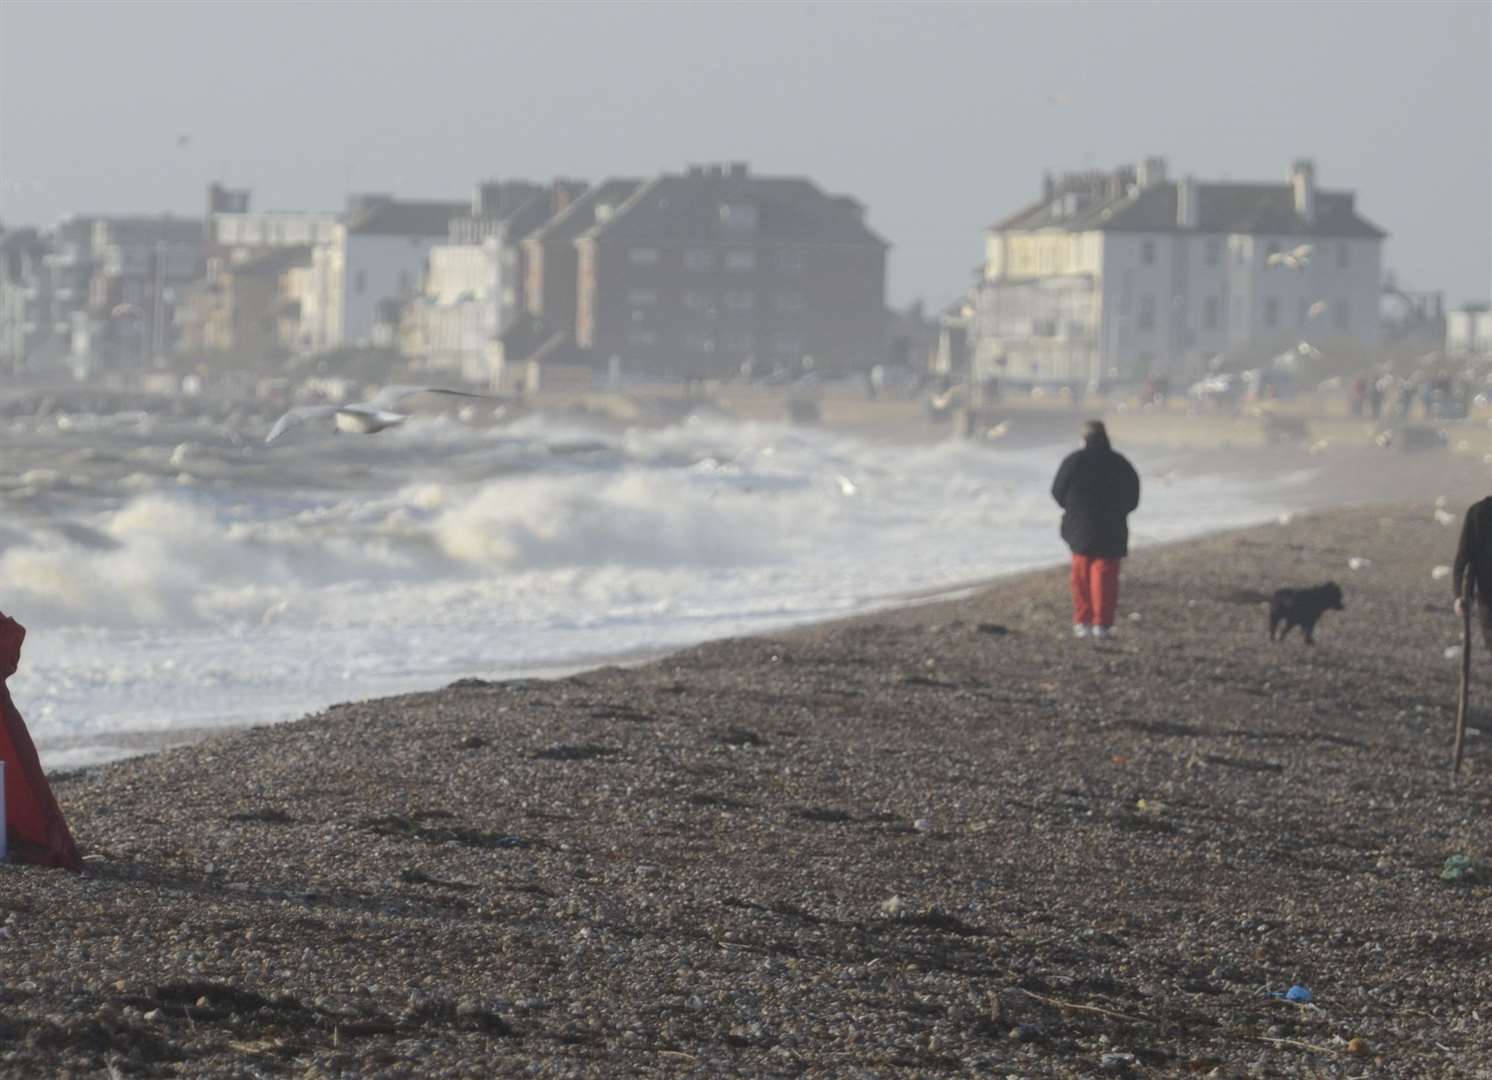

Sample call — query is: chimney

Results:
[728,162,748,178]
[1291,159,1316,224]
[1136,156,1168,189]
[1176,175,1199,229]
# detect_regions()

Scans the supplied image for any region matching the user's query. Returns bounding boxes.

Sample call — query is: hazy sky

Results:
[1,1,1488,307]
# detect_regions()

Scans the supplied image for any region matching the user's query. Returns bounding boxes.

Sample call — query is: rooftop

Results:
[580,164,887,248]
[992,163,1387,240]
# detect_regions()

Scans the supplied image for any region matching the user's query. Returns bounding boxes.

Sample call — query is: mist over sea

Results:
[0,403,1305,767]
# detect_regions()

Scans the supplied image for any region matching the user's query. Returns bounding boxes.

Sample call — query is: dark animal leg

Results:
[1269,614,1280,641]
[1304,620,1316,645]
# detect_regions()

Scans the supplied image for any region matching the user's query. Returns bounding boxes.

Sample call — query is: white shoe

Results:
[1073,624,1090,639]
[1092,626,1113,641]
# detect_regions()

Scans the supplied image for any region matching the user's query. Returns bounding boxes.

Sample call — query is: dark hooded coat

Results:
[1051,432,1141,558]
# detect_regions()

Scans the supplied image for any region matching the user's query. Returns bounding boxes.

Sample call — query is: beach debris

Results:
[1441,854,1477,881]
[1128,611,1142,622]
[1445,645,1464,661]
[1277,512,1295,525]
[1435,508,1457,526]
[1347,557,1371,571]
[835,475,858,496]
[880,895,903,917]
[1270,985,1314,1004]
[1433,565,1453,580]
[1436,494,1450,508]
[1348,1036,1369,1055]
[1308,439,1330,454]
[976,622,1010,635]
[719,726,766,748]
[913,817,932,832]
[985,421,1010,440]
[1100,1052,1138,1071]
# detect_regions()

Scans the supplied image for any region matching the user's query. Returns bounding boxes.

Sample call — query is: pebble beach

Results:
[3,483,1492,1077]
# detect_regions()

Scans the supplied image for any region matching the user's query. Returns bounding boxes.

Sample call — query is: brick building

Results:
[572,163,886,378]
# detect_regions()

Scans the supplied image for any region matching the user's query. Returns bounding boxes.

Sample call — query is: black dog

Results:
[1268,582,1344,645]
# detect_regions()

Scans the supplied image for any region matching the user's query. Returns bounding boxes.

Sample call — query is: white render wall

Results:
[342,233,449,347]
[1095,231,1381,381]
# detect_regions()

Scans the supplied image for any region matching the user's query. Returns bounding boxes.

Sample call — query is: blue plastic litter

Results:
[1270,985,1313,1004]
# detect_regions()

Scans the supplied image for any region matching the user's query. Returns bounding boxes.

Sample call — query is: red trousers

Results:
[1070,555,1121,627]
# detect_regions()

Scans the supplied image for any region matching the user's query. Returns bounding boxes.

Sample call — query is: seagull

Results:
[265,385,494,443]
[1266,251,1309,270]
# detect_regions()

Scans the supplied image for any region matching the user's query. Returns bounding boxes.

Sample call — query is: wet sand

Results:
[3,493,1491,1077]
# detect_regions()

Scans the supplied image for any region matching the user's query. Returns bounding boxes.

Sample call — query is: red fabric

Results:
[1070,555,1121,628]
[0,615,80,871]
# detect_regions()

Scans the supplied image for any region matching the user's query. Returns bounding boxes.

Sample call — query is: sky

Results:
[1,0,1488,307]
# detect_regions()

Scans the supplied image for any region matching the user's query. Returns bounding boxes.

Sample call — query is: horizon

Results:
[1,0,1488,308]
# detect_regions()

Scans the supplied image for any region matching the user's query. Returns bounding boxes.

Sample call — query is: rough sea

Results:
[0,403,1305,767]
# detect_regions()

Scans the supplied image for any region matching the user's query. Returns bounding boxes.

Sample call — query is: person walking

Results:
[1052,420,1141,640]
[1453,496,1492,645]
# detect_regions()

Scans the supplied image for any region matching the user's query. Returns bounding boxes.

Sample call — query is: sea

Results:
[0,402,1306,767]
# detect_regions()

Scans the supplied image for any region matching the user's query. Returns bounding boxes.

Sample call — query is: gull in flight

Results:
[265,385,493,443]
[1266,244,1313,270]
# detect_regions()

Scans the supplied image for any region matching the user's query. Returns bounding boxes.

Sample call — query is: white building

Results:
[289,195,466,354]
[1447,305,1492,358]
[971,158,1387,388]
[403,242,502,381]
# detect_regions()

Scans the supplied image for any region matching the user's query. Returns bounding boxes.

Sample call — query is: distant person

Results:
[1453,497,1492,647]
[1051,420,1141,640]
[1368,379,1385,420]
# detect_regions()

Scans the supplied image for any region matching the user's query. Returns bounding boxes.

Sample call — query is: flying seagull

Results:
[265,385,494,443]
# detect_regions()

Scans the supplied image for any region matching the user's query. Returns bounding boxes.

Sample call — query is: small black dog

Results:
[1268,582,1344,644]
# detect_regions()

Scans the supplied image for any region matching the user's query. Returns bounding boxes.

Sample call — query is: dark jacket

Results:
[1051,436,1141,558]
[1453,497,1492,609]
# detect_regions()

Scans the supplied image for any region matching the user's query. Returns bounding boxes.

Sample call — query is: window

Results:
[772,332,804,355]
[774,291,806,312]
[776,249,805,273]
[724,249,756,271]
[1337,243,1349,269]
[1141,239,1156,266]
[1264,296,1279,328]
[627,288,658,307]
[1203,295,1220,330]
[1204,238,1221,267]
[681,330,716,353]
[684,249,714,271]
[1334,299,1349,330]
[723,290,755,311]
[719,203,758,230]
[354,269,367,295]
[627,247,660,266]
[1137,294,1156,332]
[682,290,713,311]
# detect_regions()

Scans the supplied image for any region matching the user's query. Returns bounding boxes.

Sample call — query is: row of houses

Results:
[3,155,1485,392]
[0,164,891,388]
